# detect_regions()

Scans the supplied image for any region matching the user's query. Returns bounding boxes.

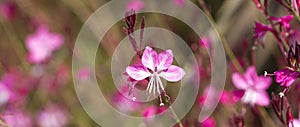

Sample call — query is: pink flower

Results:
[25,25,64,64]
[126,0,144,11]
[76,67,91,81]
[37,104,68,127]
[112,86,140,113]
[291,113,300,127]
[270,15,294,30]
[201,117,217,127]
[199,37,211,49]
[126,46,185,96]
[0,83,11,106]
[173,0,185,6]
[254,22,273,43]
[275,68,300,87]
[142,106,167,120]
[3,110,33,127]
[232,66,272,106]
[0,1,16,21]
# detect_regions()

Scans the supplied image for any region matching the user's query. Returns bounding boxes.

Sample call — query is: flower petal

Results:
[159,65,185,82]
[253,91,270,106]
[142,46,158,71]
[232,73,249,90]
[254,76,272,90]
[157,49,173,71]
[126,65,151,80]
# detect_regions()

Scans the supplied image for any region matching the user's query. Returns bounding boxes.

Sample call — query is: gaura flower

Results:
[274,42,300,87]
[37,104,68,127]
[201,117,217,127]
[25,25,64,64]
[253,22,273,45]
[126,46,185,101]
[3,110,33,127]
[270,15,294,30]
[0,1,16,21]
[275,68,300,87]
[290,112,300,127]
[126,0,144,11]
[232,66,272,106]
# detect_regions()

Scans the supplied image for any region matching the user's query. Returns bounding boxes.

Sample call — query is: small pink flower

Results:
[275,68,300,87]
[25,25,64,64]
[126,0,144,11]
[220,90,235,105]
[270,15,294,30]
[199,37,211,49]
[0,1,16,21]
[254,22,273,43]
[3,110,32,127]
[142,106,167,119]
[0,83,11,106]
[142,106,158,118]
[232,66,272,106]
[201,117,217,127]
[37,104,68,127]
[126,46,185,96]
[112,86,141,113]
[76,67,91,81]
[290,113,300,127]
[173,0,185,6]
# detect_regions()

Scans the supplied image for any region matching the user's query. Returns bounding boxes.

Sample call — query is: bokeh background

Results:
[0,0,299,127]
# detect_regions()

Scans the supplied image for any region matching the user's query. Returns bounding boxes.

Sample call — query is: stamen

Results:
[147,76,154,95]
[132,97,136,101]
[153,77,156,96]
[264,71,275,76]
[160,103,164,106]
[159,94,163,106]
[157,75,165,91]
[146,76,153,93]
[279,92,285,98]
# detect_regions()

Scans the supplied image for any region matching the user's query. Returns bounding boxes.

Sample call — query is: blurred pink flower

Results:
[220,90,235,105]
[270,15,294,30]
[126,46,185,96]
[3,110,32,127]
[37,104,68,127]
[25,25,64,64]
[142,106,158,118]
[275,68,300,87]
[126,0,144,11]
[76,67,91,81]
[173,0,185,6]
[0,83,11,106]
[254,22,273,44]
[0,69,32,106]
[291,113,300,127]
[112,86,141,113]
[201,117,217,127]
[232,66,272,106]
[142,106,167,122]
[199,37,211,49]
[0,1,16,20]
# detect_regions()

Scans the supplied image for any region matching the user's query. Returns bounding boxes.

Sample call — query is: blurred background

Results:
[0,0,299,127]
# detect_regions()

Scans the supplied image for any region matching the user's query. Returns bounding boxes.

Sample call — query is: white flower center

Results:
[146,72,165,96]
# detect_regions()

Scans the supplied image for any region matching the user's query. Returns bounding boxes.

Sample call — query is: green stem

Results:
[166,99,183,127]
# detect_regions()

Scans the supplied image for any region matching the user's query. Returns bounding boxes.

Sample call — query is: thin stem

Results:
[165,98,183,127]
